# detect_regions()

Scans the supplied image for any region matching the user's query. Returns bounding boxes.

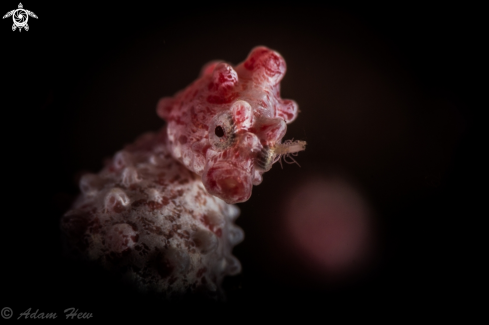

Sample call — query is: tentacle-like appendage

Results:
[254,139,306,171]
[273,139,307,168]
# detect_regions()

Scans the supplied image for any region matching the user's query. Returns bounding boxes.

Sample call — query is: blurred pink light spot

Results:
[285,177,371,275]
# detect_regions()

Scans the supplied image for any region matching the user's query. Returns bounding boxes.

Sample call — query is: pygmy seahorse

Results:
[158,46,306,204]
[60,46,305,299]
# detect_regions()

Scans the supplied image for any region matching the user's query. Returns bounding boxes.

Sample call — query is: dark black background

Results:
[1,1,484,320]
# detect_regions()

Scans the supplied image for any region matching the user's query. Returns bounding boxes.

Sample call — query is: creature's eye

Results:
[209,112,236,151]
[215,126,225,138]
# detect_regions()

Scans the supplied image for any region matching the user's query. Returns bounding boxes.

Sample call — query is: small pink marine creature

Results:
[158,46,306,204]
[61,47,305,299]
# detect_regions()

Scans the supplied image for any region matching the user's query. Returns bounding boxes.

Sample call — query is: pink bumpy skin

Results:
[157,47,299,204]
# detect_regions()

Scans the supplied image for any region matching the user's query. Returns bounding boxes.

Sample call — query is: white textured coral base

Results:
[61,128,243,299]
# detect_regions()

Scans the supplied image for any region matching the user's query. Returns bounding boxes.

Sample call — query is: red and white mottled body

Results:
[61,47,304,298]
[158,46,302,204]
